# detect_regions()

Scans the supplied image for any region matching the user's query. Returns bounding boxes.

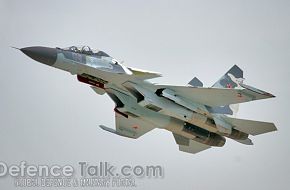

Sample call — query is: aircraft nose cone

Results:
[21,46,57,66]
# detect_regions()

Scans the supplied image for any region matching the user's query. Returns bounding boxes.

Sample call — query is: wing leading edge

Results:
[156,84,274,107]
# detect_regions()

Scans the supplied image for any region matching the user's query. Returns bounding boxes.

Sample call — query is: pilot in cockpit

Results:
[65,46,110,58]
[81,46,93,55]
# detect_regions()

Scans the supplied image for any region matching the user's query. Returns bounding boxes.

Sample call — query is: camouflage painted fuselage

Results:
[19,46,277,154]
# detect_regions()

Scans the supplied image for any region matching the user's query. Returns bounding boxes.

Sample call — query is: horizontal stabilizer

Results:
[173,133,211,154]
[224,117,277,136]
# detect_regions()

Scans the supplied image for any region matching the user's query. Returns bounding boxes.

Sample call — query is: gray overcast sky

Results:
[1,0,290,189]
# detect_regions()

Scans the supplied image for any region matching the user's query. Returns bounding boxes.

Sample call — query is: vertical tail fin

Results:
[211,65,245,116]
[188,77,203,87]
[212,65,244,88]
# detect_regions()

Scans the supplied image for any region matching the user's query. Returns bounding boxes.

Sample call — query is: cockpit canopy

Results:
[62,46,110,57]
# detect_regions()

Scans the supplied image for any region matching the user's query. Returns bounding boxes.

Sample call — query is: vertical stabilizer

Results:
[188,77,203,87]
[211,65,244,116]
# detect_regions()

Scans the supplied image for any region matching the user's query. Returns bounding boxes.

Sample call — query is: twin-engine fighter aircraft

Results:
[18,46,277,154]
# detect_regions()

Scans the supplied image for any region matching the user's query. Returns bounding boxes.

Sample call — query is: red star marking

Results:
[226,83,232,88]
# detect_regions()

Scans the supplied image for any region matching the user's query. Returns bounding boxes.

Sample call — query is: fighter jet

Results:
[18,45,277,154]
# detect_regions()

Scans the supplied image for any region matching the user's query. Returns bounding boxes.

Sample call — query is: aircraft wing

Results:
[100,112,155,139]
[173,133,211,154]
[157,84,275,107]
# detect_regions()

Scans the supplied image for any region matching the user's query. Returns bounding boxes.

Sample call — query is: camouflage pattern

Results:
[188,77,203,87]
[209,65,245,116]
[19,46,277,154]
[60,46,127,74]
